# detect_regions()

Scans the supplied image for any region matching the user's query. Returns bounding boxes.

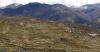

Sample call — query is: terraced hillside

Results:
[0,16,100,52]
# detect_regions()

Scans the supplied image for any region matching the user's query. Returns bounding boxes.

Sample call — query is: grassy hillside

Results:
[0,16,99,52]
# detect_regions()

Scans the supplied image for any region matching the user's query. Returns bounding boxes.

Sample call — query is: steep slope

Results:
[81,3,100,20]
[0,16,100,52]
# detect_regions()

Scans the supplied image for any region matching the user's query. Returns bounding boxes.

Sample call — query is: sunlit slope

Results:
[0,16,99,52]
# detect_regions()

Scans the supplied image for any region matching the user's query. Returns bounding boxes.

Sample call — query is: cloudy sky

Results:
[0,0,100,7]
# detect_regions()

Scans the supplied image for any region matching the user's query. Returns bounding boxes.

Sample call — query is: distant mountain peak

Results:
[82,3,100,8]
[5,3,23,8]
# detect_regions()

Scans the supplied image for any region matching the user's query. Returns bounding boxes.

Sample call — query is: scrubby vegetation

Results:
[0,16,99,52]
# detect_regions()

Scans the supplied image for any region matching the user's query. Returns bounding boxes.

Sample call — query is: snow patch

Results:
[88,33,99,37]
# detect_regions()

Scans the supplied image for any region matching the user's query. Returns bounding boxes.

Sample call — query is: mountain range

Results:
[0,2,100,28]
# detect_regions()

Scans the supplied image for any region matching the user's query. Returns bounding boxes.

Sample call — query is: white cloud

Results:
[0,0,13,7]
[0,0,100,7]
